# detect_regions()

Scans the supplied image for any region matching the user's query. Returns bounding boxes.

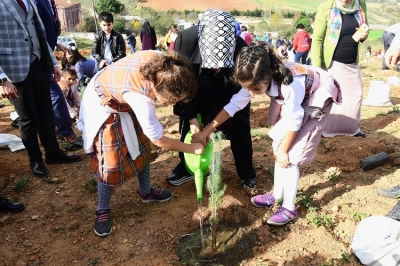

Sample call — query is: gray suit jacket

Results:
[0,0,57,83]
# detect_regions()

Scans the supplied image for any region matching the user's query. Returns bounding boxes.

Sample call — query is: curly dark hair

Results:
[234,43,293,90]
[140,51,198,104]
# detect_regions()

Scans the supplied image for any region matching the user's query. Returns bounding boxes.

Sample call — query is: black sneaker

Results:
[242,177,257,188]
[94,209,112,237]
[166,172,194,186]
[137,187,174,203]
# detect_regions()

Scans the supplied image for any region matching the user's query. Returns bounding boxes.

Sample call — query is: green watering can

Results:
[183,114,212,201]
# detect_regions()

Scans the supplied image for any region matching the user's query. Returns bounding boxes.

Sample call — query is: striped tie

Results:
[50,0,58,22]
[16,0,27,13]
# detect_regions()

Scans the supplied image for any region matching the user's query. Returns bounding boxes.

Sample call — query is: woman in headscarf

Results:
[311,0,368,137]
[167,9,257,189]
[140,21,157,50]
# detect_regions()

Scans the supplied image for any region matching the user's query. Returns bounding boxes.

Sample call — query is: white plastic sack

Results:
[352,216,400,266]
[388,75,400,85]
[363,80,392,106]
[0,134,25,152]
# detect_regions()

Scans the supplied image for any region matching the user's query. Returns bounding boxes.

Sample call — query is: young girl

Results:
[58,68,81,120]
[234,44,342,226]
[169,25,179,51]
[62,43,98,86]
[78,50,203,237]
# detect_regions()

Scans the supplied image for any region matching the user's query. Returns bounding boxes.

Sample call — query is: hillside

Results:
[135,0,324,12]
[94,0,397,25]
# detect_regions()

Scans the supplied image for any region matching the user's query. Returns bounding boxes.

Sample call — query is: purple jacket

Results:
[140,27,157,50]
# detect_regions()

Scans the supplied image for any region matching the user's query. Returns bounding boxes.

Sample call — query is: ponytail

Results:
[234,43,293,88]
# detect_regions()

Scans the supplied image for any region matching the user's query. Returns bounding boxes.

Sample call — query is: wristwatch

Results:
[0,78,8,86]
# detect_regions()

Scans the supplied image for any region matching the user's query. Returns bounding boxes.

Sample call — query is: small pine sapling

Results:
[206,131,227,252]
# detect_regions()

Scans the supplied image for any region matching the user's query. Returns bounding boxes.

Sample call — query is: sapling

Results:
[206,131,226,252]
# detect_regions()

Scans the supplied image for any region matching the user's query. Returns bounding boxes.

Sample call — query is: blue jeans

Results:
[129,43,135,54]
[50,80,74,137]
[295,50,310,64]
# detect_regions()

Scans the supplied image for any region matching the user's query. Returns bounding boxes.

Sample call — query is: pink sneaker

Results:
[251,193,276,207]
[267,206,297,225]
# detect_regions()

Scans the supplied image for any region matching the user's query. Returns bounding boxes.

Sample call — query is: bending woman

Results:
[78,50,203,237]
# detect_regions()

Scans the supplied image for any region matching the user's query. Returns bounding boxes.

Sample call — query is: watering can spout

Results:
[194,169,203,201]
[183,114,211,201]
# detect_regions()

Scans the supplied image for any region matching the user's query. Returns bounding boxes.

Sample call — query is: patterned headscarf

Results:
[198,9,236,69]
[328,0,365,45]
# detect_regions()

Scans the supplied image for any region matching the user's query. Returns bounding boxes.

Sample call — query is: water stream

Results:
[198,199,206,252]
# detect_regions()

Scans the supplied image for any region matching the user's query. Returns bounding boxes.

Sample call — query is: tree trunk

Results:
[211,223,218,252]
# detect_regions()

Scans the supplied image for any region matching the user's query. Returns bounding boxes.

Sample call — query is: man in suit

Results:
[35,0,81,145]
[0,0,81,177]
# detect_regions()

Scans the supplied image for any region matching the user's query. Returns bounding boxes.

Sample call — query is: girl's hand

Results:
[275,149,290,168]
[189,117,201,133]
[191,131,209,146]
[191,143,204,154]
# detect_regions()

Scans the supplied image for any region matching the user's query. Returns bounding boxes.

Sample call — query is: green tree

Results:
[76,16,97,32]
[294,16,313,34]
[113,21,125,33]
[95,0,125,14]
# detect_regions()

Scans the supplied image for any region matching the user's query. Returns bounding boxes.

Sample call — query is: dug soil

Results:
[1,53,400,266]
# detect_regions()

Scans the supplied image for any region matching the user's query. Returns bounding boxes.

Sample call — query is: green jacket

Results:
[310,0,368,68]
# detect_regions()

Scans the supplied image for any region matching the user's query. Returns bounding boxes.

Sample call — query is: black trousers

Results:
[12,59,61,162]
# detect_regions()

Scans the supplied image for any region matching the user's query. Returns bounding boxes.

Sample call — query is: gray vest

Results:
[11,0,41,62]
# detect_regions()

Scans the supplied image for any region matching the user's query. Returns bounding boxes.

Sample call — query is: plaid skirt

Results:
[90,110,151,186]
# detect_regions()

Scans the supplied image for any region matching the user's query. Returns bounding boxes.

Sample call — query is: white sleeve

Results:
[223,88,253,117]
[122,92,164,141]
[391,33,400,49]
[280,75,306,131]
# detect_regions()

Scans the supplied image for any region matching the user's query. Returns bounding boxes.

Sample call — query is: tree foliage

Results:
[113,21,125,33]
[95,0,125,14]
[294,16,313,34]
[76,16,97,32]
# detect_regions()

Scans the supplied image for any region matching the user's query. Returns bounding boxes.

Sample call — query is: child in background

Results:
[58,68,81,121]
[63,44,98,87]
[92,11,126,70]
[276,42,288,60]
[234,44,342,226]
[169,25,179,50]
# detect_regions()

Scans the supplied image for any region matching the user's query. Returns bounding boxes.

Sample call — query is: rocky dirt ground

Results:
[1,49,400,266]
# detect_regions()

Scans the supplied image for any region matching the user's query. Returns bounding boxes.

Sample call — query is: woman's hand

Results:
[358,31,369,42]
[191,130,209,146]
[191,143,204,154]
[275,148,290,168]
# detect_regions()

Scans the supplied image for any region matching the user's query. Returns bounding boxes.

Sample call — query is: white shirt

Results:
[223,88,252,117]
[122,92,163,141]
[268,75,306,131]
[104,36,112,65]
[391,32,400,49]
